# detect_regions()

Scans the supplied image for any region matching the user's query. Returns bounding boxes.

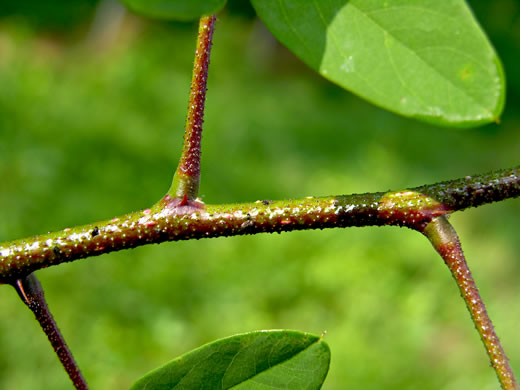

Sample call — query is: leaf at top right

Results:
[251,0,505,128]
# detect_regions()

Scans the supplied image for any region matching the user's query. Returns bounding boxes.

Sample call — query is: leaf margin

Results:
[129,329,331,390]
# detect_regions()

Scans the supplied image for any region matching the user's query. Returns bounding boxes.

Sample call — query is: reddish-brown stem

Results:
[1,166,519,281]
[170,14,216,200]
[12,274,89,390]
[423,216,518,390]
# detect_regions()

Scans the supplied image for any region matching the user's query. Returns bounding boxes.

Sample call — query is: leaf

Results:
[130,330,330,390]
[251,0,505,127]
[119,0,227,21]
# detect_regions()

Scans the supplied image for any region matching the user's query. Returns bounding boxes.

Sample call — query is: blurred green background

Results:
[0,1,519,389]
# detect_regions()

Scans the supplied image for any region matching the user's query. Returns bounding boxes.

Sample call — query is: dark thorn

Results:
[15,278,30,305]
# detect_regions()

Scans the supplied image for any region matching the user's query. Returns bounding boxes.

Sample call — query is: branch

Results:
[0,166,518,282]
[12,274,88,390]
[170,14,216,201]
[423,217,518,390]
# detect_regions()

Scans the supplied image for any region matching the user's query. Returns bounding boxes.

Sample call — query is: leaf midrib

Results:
[226,337,322,389]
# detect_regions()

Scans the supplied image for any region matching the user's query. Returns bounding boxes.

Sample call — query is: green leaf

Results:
[130,330,330,390]
[251,0,505,127]
[119,0,227,21]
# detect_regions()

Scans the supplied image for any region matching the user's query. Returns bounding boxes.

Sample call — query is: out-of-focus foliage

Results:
[0,1,519,389]
[0,0,99,31]
[119,0,227,21]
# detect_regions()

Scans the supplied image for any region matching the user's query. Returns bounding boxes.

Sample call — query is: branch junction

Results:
[0,166,518,282]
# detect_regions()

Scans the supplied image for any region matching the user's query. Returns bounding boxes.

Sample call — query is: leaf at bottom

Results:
[130,329,330,390]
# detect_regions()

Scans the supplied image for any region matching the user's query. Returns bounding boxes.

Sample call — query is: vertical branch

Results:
[12,274,89,390]
[170,14,217,201]
[423,216,518,390]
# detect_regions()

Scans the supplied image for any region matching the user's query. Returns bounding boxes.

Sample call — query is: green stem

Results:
[0,166,518,281]
[170,14,216,201]
[423,217,518,390]
[12,274,89,390]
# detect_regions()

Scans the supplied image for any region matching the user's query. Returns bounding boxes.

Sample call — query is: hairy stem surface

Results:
[12,274,88,390]
[423,217,518,390]
[170,14,216,200]
[0,166,518,281]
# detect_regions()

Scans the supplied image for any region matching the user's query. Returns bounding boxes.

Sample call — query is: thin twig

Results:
[170,14,217,201]
[12,274,89,390]
[423,216,518,390]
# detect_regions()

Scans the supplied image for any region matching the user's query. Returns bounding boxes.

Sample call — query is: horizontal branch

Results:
[0,166,518,282]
